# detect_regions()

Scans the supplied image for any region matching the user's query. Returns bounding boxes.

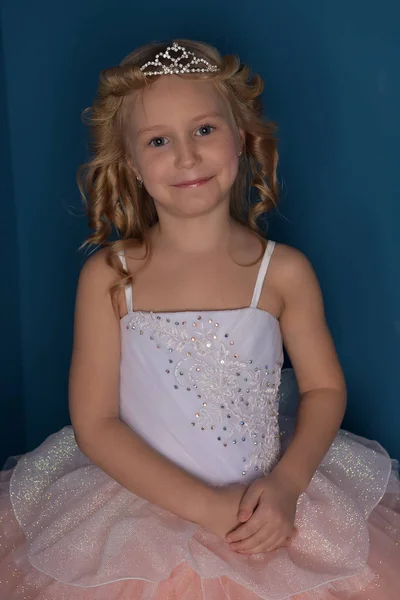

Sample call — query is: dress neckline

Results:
[119,305,279,324]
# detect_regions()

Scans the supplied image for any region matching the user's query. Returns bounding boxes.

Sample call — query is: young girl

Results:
[0,38,399,600]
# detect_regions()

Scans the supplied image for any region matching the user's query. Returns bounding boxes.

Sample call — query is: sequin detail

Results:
[128,312,282,475]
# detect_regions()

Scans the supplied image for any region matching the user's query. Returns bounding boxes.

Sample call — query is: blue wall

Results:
[1,0,399,466]
[0,22,25,463]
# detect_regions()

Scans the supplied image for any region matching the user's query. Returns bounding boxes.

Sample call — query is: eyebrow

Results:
[136,112,225,137]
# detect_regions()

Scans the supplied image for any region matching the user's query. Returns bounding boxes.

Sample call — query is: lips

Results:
[173,177,212,188]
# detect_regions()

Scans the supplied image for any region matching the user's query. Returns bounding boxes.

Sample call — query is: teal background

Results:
[1,1,399,466]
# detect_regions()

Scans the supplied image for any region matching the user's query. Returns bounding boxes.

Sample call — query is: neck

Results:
[151,204,236,255]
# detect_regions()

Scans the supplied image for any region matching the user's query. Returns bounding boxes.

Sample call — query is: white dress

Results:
[1,240,399,600]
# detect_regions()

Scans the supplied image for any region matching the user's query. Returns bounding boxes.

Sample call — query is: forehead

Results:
[127,76,231,132]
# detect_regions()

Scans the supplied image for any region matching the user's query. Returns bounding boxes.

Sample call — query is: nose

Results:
[174,138,200,170]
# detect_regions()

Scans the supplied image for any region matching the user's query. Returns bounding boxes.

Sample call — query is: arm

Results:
[69,249,214,525]
[272,246,347,494]
[224,247,347,554]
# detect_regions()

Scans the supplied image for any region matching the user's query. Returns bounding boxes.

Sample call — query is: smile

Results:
[173,177,213,188]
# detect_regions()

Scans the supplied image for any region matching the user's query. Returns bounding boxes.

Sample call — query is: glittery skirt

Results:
[1,413,400,598]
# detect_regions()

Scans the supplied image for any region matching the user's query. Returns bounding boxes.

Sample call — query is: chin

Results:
[156,193,227,219]
[151,175,235,216]
[179,196,226,217]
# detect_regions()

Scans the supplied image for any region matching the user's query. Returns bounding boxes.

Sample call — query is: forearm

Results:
[274,387,347,494]
[75,417,214,524]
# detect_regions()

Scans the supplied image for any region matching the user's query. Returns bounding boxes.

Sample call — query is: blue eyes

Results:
[148,124,215,147]
[196,124,215,137]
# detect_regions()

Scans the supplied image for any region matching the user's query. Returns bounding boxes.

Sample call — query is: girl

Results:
[0,38,399,600]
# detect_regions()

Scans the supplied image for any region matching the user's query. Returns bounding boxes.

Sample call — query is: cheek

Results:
[213,141,239,179]
[212,136,239,165]
[140,151,170,183]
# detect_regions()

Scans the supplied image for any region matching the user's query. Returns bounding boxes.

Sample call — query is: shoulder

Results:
[78,247,117,285]
[79,243,147,281]
[264,242,323,315]
[268,242,325,325]
[76,247,123,318]
[271,243,317,288]
[78,243,150,317]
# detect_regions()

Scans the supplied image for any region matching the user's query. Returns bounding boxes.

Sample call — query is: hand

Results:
[225,470,299,554]
[199,483,249,541]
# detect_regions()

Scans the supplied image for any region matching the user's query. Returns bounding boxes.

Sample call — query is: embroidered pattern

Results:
[128,312,282,475]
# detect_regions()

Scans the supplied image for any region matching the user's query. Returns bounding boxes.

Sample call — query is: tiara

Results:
[139,42,220,76]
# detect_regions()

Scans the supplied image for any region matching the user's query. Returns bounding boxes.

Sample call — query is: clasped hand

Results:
[227,470,299,554]
[202,470,299,555]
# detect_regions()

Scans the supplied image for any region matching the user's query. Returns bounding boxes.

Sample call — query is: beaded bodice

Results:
[118,241,284,485]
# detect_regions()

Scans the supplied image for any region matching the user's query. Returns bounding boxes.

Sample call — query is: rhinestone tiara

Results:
[139,41,220,76]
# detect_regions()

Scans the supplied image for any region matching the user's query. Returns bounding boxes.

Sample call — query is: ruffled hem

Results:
[1,426,400,599]
[1,477,400,600]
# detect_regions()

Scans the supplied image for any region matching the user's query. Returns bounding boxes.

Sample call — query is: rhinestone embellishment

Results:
[127,311,282,476]
[140,41,220,77]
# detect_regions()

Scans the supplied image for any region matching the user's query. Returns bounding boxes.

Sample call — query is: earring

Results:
[136,177,143,188]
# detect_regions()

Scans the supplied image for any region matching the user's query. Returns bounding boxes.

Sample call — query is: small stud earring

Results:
[136,177,143,187]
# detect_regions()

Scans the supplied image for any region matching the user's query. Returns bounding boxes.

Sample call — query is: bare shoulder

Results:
[253,241,323,323]
[79,243,145,286]
[269,242,321,302]
[76,247,122,318]
[271,243,316,283]
[269,242,327,339]
[78,246,116,287]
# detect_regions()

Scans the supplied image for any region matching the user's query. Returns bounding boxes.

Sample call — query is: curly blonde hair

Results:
[77,38,279,309]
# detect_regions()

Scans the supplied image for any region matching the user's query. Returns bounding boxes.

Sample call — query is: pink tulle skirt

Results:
[1,424,399,600]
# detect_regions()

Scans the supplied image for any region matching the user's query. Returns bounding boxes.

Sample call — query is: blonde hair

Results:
[77,38,279,308]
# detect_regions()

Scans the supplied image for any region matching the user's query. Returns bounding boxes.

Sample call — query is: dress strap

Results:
[249,240,276,308]
[118,251,133,313]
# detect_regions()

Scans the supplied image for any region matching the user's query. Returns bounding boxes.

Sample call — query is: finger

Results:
[231,531,267,552]
[237,483,263,521]
[226,512,265,543]
[263,528,295,551]
[233,527,290,554]
[230,517,291,548]
[264,535,291,553]
[230,524,277,552]
[239,537,287,555]
[238,511,251,523]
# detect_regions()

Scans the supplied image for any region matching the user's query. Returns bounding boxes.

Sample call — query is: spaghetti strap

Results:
[118,251,133,313]
[249,240,276,308]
